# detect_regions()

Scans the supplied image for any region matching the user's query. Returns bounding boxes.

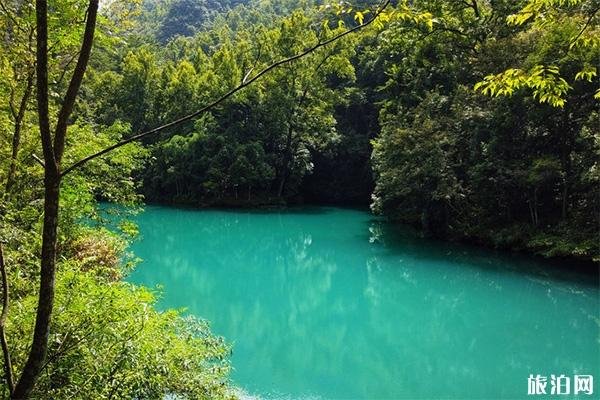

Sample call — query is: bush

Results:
[5,265,234,400]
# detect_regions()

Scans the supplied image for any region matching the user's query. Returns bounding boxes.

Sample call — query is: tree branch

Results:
[471,0,480,18]
[6,70,35,193]
[55,50,82,90]
[568,5,599,48]
[35,0,55,172]
[53,0,99,163]
[0,243,14,396]
[31,153,45,168]
[61,0,391,177]
[0,0,26,34]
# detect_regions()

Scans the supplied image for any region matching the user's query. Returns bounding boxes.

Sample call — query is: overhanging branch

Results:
[61,0,391,177]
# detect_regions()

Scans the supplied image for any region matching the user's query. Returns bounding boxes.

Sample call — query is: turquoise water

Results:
[124,205,599,399]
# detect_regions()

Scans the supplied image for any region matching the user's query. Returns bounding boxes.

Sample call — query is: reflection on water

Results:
[124,206,599,399]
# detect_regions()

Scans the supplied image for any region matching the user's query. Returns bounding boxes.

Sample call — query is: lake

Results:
[124,205,599,399]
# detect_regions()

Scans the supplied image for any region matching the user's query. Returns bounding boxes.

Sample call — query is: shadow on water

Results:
[366,219,599,289]
[110,202,598,284]
[143,202,339,215]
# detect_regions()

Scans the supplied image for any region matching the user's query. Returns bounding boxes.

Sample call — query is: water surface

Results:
[124,205,599,399]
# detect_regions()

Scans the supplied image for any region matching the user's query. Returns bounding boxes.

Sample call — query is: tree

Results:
[1,1,394,396]
[475,0,600,107]
[158,0,209,43]
[372,92,461,236]
[0,0,36,196]
[369,0,599,259]
[9,0,100,395]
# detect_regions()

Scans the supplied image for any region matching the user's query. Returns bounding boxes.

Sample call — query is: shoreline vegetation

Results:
[0,0,598,398]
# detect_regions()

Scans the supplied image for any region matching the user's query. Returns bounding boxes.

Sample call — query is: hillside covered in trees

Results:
[83,0,599,260]
[0,0,598,398]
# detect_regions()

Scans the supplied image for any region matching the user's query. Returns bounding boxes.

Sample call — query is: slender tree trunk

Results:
[533,188,539,226]
[12,0,98,396]
[0,243,14,395]
[421,205,431,237]
[559,109,574,221]
[528,198,535,226]
[11,0,54,395]
[277,173,286,198]
[6,122,23,194]
[277,123,294,198]
[11,173,60,399]
[5,75,34,194]
[561,177,568,220]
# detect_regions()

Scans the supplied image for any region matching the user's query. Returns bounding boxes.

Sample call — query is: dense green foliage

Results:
[85,3,366,204]
[369,0,599,259]
[0,0,234,397]
[0,0,597,397]
[81,0,599,259]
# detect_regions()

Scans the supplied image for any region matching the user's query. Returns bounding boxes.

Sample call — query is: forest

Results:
[0,0,598,398]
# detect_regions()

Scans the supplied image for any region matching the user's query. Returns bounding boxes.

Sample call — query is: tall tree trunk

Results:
[12,0,98,396]
[277,172,286,198]
[11,173,60,399]
[528,198,535,226]
[11,0,54,395]
[559,109,574,221]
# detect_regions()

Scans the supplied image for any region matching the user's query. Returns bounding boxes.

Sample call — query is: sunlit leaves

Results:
[507,0,586,26]
[374,4,435,32]
[575,64,598,81]
[475,66,572,107]
[354,10,365,25]
[477,0,599,107]
[319,0,435,33]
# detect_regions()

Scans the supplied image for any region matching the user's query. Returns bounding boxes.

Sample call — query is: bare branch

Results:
[61,0,391,177]
[31,153,45,168]
[242,67,254,85]
[55,51,82,89]
[8,90,18,121]
[6,71,35,193]
[471,0,480,18]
